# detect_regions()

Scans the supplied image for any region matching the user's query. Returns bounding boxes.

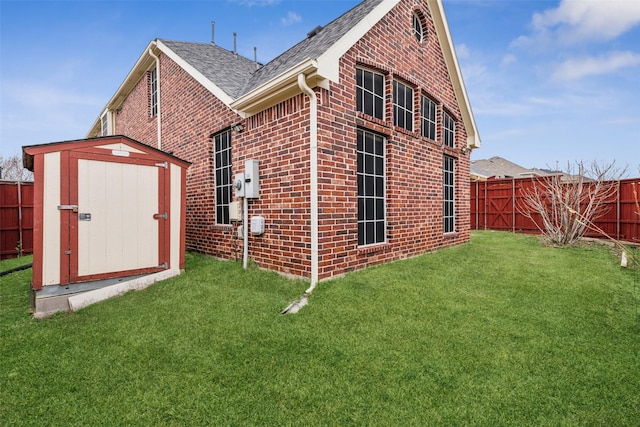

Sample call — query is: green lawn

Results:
[1,231,639,425]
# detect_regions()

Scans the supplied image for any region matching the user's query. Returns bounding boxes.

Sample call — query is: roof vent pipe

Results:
[211,21,215,45]
[233,32,237,54]
[307,25,323,38]
[254,46,259,70]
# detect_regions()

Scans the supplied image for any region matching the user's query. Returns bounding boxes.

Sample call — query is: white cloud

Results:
[551,51,640,81]
[455,43,470,59]
[501,54,517,66]
[281,11,301,27]
[531,0,640,45]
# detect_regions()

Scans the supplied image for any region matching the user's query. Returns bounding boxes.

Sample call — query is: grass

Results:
[1,231,639,426]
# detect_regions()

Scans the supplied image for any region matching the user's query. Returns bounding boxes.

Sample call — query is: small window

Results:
[443,111,455,148]
[393,81,414,131]
[100,111,110,136]
[356,68,385,120]
[149,67,158,117]
[443,155,455,233]
[357,129,386,246]
[413,13,424,42]
[421,96,437,140]
[214,130,233,225]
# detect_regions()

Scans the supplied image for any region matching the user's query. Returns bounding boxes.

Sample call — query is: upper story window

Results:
[100,111,111,136]
[443,111,455,148]
[149,67,158,117]
[413,13,424,43]
[421,96,437,141]
[356,67,385,120]
[393,80,414,132]
[214,130,233,225]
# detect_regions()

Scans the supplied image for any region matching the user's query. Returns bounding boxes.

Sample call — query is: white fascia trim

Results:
[230,58,319,115]
[87,40,158,138]
[427,0,481,149]
[316,0,401,83]
[155,40,235,106]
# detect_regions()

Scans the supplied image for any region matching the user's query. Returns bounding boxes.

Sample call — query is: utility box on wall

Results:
[23,136,190,317]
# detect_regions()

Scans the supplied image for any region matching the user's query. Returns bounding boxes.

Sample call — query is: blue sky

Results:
[1,0,639,172]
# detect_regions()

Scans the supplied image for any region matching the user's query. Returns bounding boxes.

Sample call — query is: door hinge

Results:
[155,162,168,169]
[153,213,168,220]
[156,262,168,269]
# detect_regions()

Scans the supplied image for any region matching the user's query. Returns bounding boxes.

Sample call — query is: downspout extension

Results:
[297,73,319,295]
[148,43,162,150]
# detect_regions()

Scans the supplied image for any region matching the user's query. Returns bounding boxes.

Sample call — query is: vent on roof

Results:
[307,25,323,39]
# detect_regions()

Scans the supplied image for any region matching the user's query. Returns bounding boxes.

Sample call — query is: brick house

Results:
[87,0,481,287]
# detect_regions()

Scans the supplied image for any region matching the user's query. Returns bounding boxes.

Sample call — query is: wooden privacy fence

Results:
[0,181,34,259]
[470,177,640,244]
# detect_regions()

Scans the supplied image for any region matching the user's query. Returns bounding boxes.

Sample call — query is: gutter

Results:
[297,73,319,294]
[148,43,162,150]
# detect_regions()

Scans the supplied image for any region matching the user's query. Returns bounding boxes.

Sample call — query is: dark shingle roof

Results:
[160,0,384,99]
[240,0,385,95]
[159,40,258,98]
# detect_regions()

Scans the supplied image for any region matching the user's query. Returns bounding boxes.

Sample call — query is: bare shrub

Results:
[519,161,625,246]
[0,153,33,181]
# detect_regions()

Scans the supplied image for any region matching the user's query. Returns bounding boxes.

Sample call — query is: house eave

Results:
[230,59,324,117]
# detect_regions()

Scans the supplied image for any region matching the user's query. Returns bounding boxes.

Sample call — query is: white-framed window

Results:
[356,67,385,120]
[443,155,456,233]
[413,13,424,43]
[214,130,233,225]
[100,110,111,136]
[393,80,414,131]
[149,67,158,117]
[421,96,437,141]
[443,111,455,148]
[357,129,386,246]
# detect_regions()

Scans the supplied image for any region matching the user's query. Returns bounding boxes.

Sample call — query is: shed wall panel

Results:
[43,152,61,286]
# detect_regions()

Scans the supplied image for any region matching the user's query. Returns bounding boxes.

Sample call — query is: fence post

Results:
[616,180,621,240]
[512,178,516,233]
[483,180,487,230]
[18,181,23,256]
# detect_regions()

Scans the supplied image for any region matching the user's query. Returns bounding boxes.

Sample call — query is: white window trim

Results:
[356,67,386,121]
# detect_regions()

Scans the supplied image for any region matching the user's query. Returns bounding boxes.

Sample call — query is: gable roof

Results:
[240,0,386,95]
[160,40,258,99]
[89,0,480,148]
[471,156,552,180]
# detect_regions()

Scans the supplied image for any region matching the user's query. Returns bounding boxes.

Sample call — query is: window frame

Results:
[214,129,233,225]
[443,111,455,148]
[413,13,424,43]
[356,67,385,121]
[421,96,437,141]
[100,110,111,136]
[149,67,158,117]
[443,155,456,234]
[393,80,414,132]
[357,128,386,247]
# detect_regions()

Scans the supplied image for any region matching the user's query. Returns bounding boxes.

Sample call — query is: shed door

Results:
[65,155,167,284]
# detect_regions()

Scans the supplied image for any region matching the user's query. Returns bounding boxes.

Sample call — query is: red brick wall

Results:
[313,0,471,279]
[111,0,472,280]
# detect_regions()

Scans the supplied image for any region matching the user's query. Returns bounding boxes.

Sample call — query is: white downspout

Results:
[297,73,319,294]
[148,44,162,150]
